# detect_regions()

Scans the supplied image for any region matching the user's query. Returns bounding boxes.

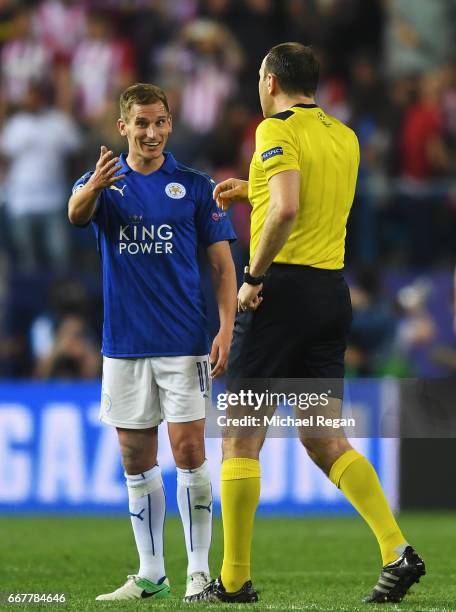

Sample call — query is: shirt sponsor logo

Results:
[261,146,283,162]
[118,223,174,255]
[165,182,186,199]
[129,214,143,223]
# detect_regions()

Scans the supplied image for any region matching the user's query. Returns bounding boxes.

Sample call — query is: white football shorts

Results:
[100,355,211,429]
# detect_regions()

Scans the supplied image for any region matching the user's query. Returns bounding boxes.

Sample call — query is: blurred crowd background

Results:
[0,0,455,380]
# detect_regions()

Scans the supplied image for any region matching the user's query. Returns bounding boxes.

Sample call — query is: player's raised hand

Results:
[213,178,249,211]
[87,146,126,193]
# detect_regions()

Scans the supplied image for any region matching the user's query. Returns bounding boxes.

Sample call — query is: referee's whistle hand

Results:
[213,178,249,210]
[237,282,263,312]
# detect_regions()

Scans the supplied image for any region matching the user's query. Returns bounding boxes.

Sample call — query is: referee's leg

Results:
[220,398,269,593]
[299,395,407,568]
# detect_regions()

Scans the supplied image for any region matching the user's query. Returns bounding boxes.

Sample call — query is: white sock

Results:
[177,459,212,575]
[126,465,166,583]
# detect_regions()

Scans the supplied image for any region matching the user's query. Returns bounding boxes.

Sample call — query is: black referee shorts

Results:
[226,263,352,397]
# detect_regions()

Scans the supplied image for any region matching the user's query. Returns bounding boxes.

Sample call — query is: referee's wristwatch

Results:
[243,266,265,286]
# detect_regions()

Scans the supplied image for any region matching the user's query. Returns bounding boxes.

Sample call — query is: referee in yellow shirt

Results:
[191,43,425,605]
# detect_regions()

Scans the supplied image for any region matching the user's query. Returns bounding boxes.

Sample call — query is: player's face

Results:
[118,102,172,162]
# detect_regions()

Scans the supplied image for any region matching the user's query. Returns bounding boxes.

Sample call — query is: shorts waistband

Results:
[269,263,344,278]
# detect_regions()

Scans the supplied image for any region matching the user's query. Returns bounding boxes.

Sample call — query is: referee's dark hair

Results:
[265,43,319,96]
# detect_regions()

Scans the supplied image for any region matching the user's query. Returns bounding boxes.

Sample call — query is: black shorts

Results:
[226,263,352,396]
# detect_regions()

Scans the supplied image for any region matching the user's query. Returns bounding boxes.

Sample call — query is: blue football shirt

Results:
[72,152,236,357]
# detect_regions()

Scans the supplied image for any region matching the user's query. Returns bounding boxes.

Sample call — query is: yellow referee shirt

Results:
[248,103,359,269]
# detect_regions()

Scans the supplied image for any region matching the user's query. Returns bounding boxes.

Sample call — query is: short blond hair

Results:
[120,83,169,120]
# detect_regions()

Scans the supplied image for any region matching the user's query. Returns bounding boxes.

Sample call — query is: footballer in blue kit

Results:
[68,83,237,601]
[73,151,232,357]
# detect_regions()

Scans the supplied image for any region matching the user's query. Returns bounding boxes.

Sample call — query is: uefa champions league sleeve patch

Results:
[72,183,85,194]
[72,170,94,194]
[261,146,284,162]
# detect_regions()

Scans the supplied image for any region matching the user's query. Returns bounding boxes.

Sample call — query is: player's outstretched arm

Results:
[213,178,249,211]
[206,241,237,378]
[68,145,126,225]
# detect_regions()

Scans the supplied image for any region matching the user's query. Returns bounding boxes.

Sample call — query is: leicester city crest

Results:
[165,182,186,199]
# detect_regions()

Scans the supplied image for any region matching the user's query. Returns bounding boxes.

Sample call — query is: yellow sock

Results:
[329,449,407,565]
[220,457,260,592]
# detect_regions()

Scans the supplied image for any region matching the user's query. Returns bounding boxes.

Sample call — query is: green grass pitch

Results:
[2,513,456,611]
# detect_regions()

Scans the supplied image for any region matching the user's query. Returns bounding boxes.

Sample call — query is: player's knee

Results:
[120,444,151,475]
[172,437,204,468]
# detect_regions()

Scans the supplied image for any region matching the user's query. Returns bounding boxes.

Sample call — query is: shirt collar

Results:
[119,153,132,174]
[118,151,177,175]
[292,103,318,109]
[161,151,178,174]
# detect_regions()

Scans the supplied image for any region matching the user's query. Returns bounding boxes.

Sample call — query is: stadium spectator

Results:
[394,278,437,377]
[401,71,448,182]
[283,0,323,47]
[33,0,87,112]
[346,55,390,264]
[322,0,385,79]
[200,0,232,21]
[315,50,349,123]
[228,0,281,111]
[156,18,242,164]
[0,0,17,46]
[398,70,450,266]
[346,268,397,376]
[71,11,136,124]
[0,6,52,117]
[34,313,101,379]
[385,0,454,77]
[34,0,87,64]
[29,277,101,365]
[0,84,81,271]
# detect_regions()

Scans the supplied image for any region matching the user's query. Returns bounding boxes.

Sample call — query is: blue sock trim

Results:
[162,484,166,558]
[186,487,193,552]
[209,482,213,548]
[147,494,155,555]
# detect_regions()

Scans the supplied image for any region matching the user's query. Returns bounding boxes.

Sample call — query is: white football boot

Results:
[95,575,170,601]
[183,571,211,601]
